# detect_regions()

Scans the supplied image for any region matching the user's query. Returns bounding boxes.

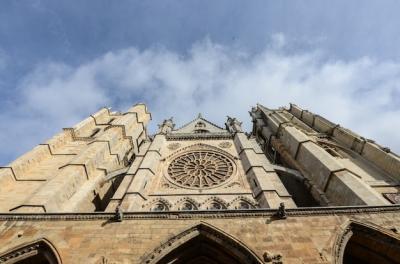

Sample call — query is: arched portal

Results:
[142,222,263,264]
[334,221,400,264]
[0,238,62,264]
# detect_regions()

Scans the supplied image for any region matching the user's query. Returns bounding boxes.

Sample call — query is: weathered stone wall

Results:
[0,208,399,264]
[0,104,151,213]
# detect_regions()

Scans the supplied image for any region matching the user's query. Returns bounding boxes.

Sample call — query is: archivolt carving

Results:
[201,196,228,210]
[229,196,258,209]
[167,143,181,150]
[141,222,263,264]
[0,238,62,264]
[218,141,232,148]
[173,197,200,211]
[333,220,400,264]
[164,143,238,161]
[143,198,172,212]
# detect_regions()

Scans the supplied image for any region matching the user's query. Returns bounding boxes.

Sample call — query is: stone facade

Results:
[0,103,399,264]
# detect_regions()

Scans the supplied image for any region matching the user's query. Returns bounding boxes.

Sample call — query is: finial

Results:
[225,116,243,133]
[158,117,175,134]
[197,113,202,118]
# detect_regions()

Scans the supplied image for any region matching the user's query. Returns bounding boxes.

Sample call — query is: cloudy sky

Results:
[1,0,400,164]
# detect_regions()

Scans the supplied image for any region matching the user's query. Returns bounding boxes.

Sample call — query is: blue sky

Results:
[1,0,400,164]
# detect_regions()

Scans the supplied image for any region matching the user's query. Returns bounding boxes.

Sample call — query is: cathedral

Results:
[0,103,399,263]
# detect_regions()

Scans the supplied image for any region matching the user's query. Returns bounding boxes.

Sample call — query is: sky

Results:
[1,0,400,164]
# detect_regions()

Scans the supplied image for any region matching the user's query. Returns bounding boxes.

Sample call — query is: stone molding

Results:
[0,167,47,182]
[62,127,94,141]
[164,143,238,161]
[166,132,233,141]
[0,205,399,221]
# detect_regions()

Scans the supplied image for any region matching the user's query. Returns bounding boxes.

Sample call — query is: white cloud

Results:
[1,38,400,164]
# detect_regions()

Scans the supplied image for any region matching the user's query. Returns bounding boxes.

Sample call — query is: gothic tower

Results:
[0,103,399,264]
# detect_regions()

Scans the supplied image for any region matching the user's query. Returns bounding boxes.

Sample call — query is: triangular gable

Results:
[173,114,226,134]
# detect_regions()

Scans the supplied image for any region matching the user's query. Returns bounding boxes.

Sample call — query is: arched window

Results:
[152,203,168,212]
[209,201,225,210]
[181,202,197,211]
[238,201,251,209]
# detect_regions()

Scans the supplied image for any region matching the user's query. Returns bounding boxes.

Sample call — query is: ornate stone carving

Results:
[167,150,234,189]
[228,196,258,209]
[276,202,287,219]
[143,198,172,212]
[167,143,181,150]
[173,197,200,211]
[158,117,175,134]
[225,116,243,133]
[218,141,232,148]
[201,196,228,210]
[160,178,178,189]
[166,132,233,141]
[263,251,283,263]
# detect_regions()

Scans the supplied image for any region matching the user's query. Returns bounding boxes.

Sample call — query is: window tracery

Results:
[181,202,197,211]
[238,201,251,209]
[152,203,168,211]
[209,201,225,210]
[144,198,172,212]
[167,150,234,189]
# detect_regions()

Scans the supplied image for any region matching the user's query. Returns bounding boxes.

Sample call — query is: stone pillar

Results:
[120,134,165,211]
[231,117,296,209]
[105,140,151,212]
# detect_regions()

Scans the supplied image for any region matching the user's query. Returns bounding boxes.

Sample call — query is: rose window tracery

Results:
[167,150,234,189]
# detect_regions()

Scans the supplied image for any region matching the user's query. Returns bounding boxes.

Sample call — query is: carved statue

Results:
[225,116,243,133]
[158,117,175,134]
[276,202,287,219]
[115,205,123,222]
[249,106,258,121]
[263,251,283,264]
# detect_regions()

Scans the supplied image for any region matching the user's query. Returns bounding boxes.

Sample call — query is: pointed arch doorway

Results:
[334,221,400,264]
[0,238,62,264]
[142,223,263,264]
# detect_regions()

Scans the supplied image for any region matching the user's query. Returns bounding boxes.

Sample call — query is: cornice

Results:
[0,205,399,221]
[166,132,233,141]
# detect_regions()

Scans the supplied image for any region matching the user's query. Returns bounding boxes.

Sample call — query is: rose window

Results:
[167,151,234,189]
